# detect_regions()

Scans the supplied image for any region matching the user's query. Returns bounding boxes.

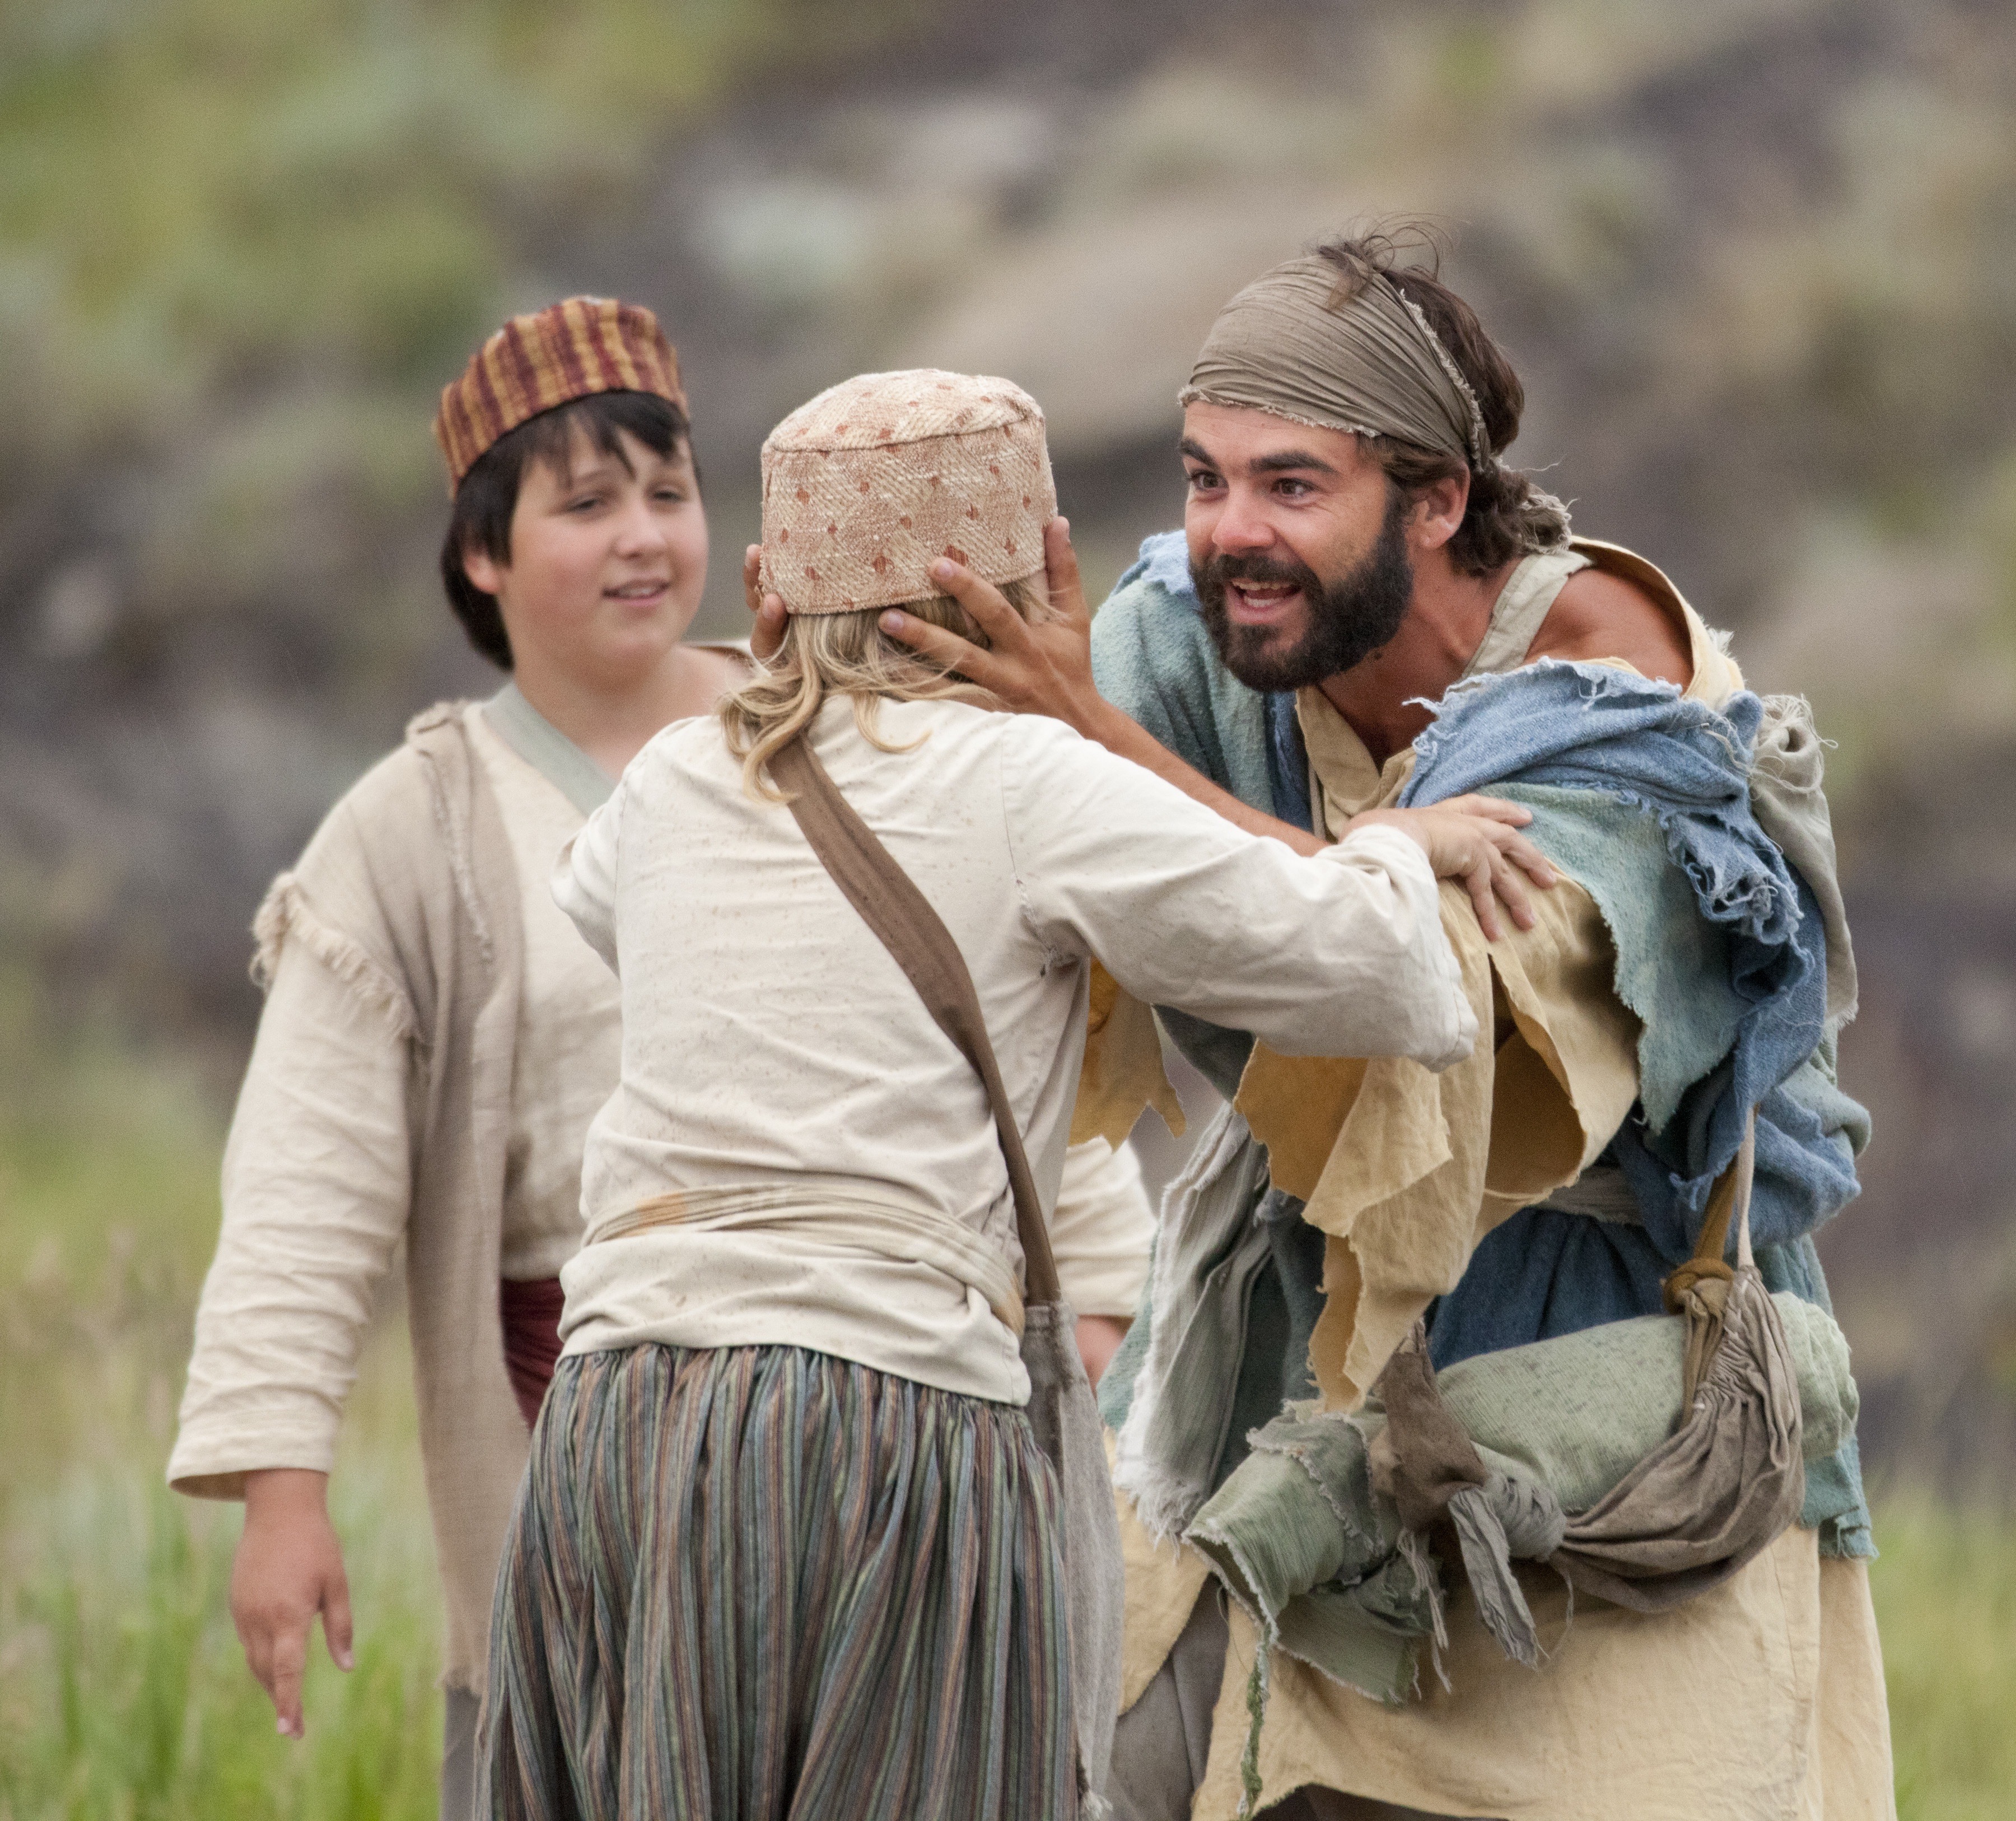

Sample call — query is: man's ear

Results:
[1411,472,1470,553]
[461,542,505,598]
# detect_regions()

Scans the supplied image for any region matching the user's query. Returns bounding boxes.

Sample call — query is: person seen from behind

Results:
[478,367,1557,1818]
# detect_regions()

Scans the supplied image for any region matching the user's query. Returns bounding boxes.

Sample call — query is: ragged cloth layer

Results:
[1110,1473,1896,1819]
[1087,529,1886,1813]
[1187,1531,1894,1821]
[1235,863,1637,1412]
[1184,1292,1857,1699]
[1088,532,1864,1420]
[1096,648,1873,1552]
[1398,665,1853,1263]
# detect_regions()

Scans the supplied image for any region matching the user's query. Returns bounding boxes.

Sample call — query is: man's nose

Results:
[1212,487,1275,555]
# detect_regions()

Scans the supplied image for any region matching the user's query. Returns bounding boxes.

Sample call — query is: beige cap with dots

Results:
[759,369,1056,614]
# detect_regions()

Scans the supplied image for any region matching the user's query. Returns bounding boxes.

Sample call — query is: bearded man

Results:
[866,232,1892,1821]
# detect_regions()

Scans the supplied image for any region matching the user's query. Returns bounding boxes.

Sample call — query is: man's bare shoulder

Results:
[1528,565,1693,688]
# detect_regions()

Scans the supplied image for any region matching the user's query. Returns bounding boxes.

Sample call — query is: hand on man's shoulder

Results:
[1529,564,1693,689]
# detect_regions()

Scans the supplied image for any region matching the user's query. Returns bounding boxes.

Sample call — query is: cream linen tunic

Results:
[554,695,1476,1405]
[171,712,1168,1493]
[167,711,601,1492]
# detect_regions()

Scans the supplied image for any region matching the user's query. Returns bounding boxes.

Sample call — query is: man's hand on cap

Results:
[880,518,1107,735]
[742,545,788,662]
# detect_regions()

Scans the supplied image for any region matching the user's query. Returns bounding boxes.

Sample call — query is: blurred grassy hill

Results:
[4,3,2016,1810]
[3,0,2014,1507]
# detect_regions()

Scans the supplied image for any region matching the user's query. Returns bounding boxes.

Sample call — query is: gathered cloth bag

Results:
[1369,1109,1807,1660]
[767,734,1127,1817]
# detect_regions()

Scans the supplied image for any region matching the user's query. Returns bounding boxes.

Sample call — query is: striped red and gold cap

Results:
[432,297,687,495]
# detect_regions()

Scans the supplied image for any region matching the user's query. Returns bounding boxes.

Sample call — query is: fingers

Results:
[879,607,1003,690]
[1043,518,1090,626]
[1498,831,1556,888]
[1463,845,1504,943]
[324,1566,354,1674]
[1440,793,1534,828]
[268,1618,309,1738]
[751,594,787,662]
[743,546,786,662]
[929,556,1034,651]
[1489,850,1536,931]
[236,1608,272,1712]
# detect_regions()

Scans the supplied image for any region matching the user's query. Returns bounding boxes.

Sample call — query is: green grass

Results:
[0,1023,2009,1817]
[0,1024,442,1820]
[1872,1496,2016,1821]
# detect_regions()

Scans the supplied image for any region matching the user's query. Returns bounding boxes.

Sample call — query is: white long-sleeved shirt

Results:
[169,706,1159,1484]
[555,695,1474,1405]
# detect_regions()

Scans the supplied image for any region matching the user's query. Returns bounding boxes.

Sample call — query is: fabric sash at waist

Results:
[587,1185,1026,1336]
[1533,1162,1640,1225]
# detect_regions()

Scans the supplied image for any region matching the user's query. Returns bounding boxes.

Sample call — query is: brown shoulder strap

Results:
[767,734,1062,1306]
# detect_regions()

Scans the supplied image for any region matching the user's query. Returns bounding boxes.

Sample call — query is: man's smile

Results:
[1224,578,1304,628]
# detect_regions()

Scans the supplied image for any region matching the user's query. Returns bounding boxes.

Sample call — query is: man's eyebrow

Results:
[1176,436,1338,478]
[1248,448,1338,477]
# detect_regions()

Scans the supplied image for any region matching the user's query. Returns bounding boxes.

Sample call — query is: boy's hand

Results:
[743,544,787,662]
[232,1468,353,1739]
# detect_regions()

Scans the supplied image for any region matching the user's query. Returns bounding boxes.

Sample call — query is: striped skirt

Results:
[482,1343,1079,1821]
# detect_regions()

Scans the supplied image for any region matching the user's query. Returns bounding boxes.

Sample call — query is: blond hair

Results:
[720,579,1048,800]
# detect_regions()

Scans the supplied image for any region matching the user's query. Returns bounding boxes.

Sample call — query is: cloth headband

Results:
[1180,255,1491,468]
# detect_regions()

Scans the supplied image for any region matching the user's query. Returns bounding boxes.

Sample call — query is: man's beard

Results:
[1193,491,1413,692]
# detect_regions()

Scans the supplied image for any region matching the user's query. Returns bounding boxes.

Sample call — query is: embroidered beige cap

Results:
[759,369,1056,615]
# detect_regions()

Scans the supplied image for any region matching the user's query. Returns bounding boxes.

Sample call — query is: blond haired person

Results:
[169,313,1155,1819]
[481,371,1552,1819]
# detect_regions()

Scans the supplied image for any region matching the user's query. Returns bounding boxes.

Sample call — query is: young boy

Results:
[168,301,1155,1819]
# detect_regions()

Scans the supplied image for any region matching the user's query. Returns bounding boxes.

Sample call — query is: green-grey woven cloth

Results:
[1108,1106,1277,1539]
[1185,1289,1857,1698]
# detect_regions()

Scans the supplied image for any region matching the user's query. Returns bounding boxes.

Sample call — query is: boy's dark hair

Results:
[439,389,694,670]
[1313,227,1569,575]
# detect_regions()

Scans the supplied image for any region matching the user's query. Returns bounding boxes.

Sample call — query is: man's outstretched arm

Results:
[746,523,1556,939]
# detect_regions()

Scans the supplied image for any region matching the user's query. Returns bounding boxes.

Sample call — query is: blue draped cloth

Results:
[1398,662,1849,1263]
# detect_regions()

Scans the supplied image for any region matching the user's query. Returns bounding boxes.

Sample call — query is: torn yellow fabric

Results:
[1104,549,1897,1815]
[1225,558,1740,1412]
[1071,960,1184,1148]
[1111,1432,1214,1712]
[1238,874,1641,1409]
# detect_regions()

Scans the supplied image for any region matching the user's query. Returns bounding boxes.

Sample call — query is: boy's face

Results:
[463,423,708,691]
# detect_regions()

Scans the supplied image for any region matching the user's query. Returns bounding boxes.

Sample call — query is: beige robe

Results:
[173,705,531,1696]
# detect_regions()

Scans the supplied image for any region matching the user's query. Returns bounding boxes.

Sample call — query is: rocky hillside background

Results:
[5,0,2014,1485]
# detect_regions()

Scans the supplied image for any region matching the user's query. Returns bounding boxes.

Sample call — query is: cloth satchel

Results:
[1373,1108,1807,1665]
[768,733,1126,1817]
